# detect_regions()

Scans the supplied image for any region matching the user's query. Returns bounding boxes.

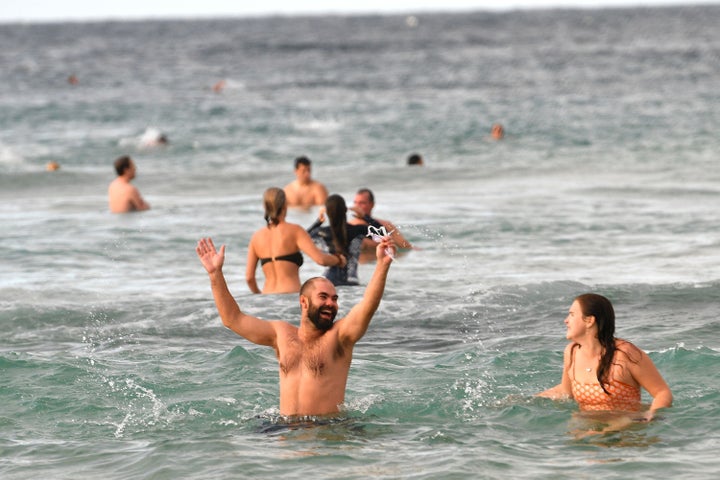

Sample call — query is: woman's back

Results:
[248,222,305,294]
[247,187,344,294]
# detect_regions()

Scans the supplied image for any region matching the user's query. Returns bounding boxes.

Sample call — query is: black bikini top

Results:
[259,251,304,267]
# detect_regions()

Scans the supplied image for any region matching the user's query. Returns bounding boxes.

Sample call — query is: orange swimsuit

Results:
[570,344,641,412]
[571,378,641,412]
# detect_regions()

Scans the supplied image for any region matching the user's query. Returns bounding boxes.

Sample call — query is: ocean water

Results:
[1,5,720,479]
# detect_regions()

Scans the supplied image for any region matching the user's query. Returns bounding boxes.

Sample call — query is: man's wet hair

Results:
[407,153,423,165]
[114,155,132,176]
[294,156,311,169]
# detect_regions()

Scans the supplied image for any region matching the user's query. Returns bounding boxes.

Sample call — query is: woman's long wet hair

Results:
[575,293,616,395]
[263,187,286,226]
[325,194,349,256]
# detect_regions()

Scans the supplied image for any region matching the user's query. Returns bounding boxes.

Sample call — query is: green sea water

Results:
[2,5,720,479]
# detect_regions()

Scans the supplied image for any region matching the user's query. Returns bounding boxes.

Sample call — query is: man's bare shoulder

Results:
[283,182,304,205]
[272,320,300,335]
[109,178,136,193]
[108,177,123,190]
[310,180,327,190]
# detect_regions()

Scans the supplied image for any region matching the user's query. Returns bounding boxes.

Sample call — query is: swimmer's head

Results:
[325,194,349,253]
[491,123,504,140]
[574,293,615,340]
[300,277,338,331]
[354,188,375,216]
[325,194,347,224]
[114,155,134,177]
[263,187,286,226]
[407,153,423,166]
[294,156,312,183]
[294,156,311,170]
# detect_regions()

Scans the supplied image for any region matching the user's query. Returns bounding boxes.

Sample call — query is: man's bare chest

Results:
[278,338,346,378]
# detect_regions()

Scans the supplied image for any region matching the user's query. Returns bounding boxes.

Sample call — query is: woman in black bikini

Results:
[246,187,345,294]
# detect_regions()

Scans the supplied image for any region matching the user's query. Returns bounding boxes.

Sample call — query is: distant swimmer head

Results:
[293,155,313,182]
[212,79,226,93]
[491,123,504,140]
[407,153,423,166]
[46,161,60,171]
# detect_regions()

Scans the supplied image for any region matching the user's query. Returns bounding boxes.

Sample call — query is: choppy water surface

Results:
[1,5,719,479]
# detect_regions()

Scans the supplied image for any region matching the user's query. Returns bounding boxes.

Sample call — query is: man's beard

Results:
[307,302,337,331]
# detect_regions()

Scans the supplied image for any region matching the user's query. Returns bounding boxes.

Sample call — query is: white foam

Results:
[0,142,26,165]
[292,116,342,132]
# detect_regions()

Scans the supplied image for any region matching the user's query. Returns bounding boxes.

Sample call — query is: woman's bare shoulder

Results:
[615,338,644,362]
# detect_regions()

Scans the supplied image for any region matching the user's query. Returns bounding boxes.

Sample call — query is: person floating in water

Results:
[139,127,168,148]
[108,155,150,213]
[538,293,672,430]
[196,233,395,417]
[283,156,328,209]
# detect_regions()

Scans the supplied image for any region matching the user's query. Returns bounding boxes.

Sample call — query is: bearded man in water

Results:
[196,235,394,417]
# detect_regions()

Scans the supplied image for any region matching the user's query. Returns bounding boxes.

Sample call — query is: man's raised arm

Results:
[338,238,394,344]
[196,238,277,347]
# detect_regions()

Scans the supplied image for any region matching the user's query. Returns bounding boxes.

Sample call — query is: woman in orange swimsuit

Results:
[538,293,672,422]
[245,187,345,294]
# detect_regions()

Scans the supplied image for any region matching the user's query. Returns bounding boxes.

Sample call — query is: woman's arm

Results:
[245,235,261,294]
[537,343,574,399]
[628,347,673,419]
[337,238,394,345]
[295,225,346,268]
